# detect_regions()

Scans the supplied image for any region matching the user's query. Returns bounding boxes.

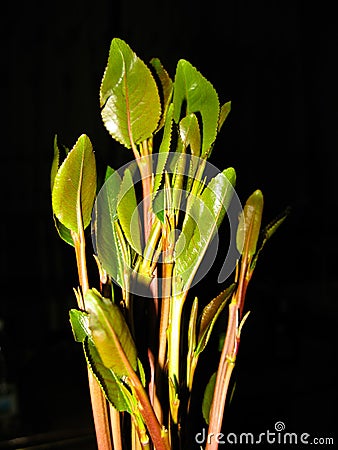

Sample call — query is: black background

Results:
[1,1,337,447]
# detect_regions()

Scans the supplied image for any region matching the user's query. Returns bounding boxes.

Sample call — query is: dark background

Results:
[1,1,337,447]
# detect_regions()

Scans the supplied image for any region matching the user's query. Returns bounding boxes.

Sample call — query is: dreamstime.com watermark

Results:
[195,421,335,446]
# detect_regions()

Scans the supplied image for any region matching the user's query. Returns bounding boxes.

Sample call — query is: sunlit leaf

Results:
[175,168,236,292]
[52,134,97,232]
[69,309,132,412]
[186,297,198,389]
[69,309,90,343]
[196,283,236,355]
[173,59,219,158]
[179,113,201,157]
[152,103,174,200]
[52,215,74,247]
[236,189,264,258]
[50,135,59,192]
[85,289,137,377]
[251,207,289,271]
[100,38,161,148]
[150,57,173,131]
[117,168,142,253]
[104,165,115,182]
[218,101,231,132]
[92,172,130,288]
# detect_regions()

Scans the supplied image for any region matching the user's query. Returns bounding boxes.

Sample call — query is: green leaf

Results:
[196,283,236,355]
[85,289,137,377]
[53,215,74,247]
[175,168,236,291]
[201,167,236,228]
[69,309,90,343]
[117,168,142,254]
[92,172,130,289]
[100,38,161,148]
[69,308,132,412]
[250,207,289,271]
[262,207,290,242]
[173,59,219,158]
[150,57,173,131]
[188,297,198,358]
[52,134,97,232]
[202,372,217,424]
[186,297,198,389]
[152,103,174,200]
[104,165,115,182]
[179,113,201,157]
[137,358,146,387]
[218,101,231,132]
[50,135,59,192]
[236,189,264,258]
[84,337,132,412]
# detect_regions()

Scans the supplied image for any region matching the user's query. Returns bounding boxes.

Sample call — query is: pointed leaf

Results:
[202,372,217,424]
[262,207,290,242]
[188,297,198,361]
[175,168,236,291]
[218,101,231,132]
[100,38,161,148]
[84,337,132,412]
[150,57,173,131]
[173,59,219,158]
[196,283,236,355]
[104,165,115,182]
[53,215,74,247]
[251,207,289,271]
[186,297,199,389]
[152,103,174,199]
[92,172,130,289]
[85,289,137,377]
[179,113,201,157]
[50,135,59,191]
[69,309,131,411]
[52,134,97,232]
[69,309,132,411]
[236,189,264,257]
[117,168,142,253]
[69,309,90,343]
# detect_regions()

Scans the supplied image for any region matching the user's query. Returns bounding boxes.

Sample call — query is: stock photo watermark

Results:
[195,421,334,446]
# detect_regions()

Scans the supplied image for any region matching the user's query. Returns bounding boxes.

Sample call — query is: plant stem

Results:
[205,302,237,450]
[206,238,252,450]
[128,370,170,450]
[110,405,123,450]
[72,227,113,450]
[167,291,186,424]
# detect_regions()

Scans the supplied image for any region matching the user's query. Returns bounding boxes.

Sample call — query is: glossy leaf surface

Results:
[50,135,59,192]
[196,283,236,355]
[92,170,129,288]
[173,60,219,158]
[218,101,231,132]
[236,189,264,257]
[179,113,201,156]
[117,168,142,253]
[175,168,236,291]
[69,309,131,412]
[52,134,96,232]
[101,38,161,148]
[150,57,173,131]
[85,289,137,377]
[152,104,174,200]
